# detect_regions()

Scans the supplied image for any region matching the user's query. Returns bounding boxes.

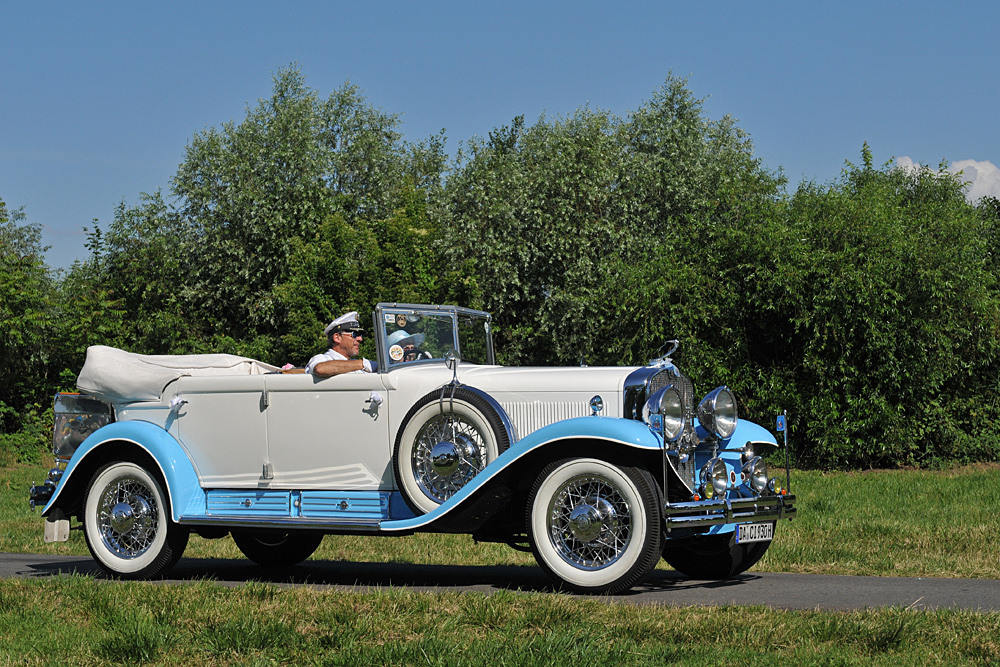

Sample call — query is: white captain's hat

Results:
[324,311,365,336]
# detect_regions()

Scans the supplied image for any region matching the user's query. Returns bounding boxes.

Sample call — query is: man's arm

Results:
[311,359,365,378]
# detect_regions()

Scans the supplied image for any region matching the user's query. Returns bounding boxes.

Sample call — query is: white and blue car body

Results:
[31,303,796,594]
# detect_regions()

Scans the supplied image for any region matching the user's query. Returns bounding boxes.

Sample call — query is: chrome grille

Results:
[648,370,694,424]
[649,368,697,494]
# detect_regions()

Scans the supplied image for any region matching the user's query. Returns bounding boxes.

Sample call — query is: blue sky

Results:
[3,2,998,269]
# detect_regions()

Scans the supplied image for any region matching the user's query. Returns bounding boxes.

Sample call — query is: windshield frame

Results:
[373,303,494,372]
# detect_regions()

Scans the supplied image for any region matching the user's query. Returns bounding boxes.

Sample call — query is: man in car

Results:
[306,311,376,377]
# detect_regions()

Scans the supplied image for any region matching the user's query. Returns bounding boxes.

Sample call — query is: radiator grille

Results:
[648,368,697,492]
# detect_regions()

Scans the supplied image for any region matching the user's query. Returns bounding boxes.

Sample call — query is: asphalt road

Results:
[3,552,1000,611]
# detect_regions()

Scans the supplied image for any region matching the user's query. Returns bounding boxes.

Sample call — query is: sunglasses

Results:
[337,329,364,339]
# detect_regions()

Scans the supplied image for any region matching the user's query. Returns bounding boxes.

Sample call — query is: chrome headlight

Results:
[697,386,738,439]
[699,457,728,500]
[642,385,685,441]
[742,456,768,494]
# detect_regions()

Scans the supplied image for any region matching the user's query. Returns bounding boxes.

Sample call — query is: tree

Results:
[739,152,1000,467]
[0,200,59,433]
[441,74,784,372]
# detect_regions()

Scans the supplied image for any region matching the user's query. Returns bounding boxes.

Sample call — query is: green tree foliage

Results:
[66,65,448,366]
[738,150,1000,466]
[0,201,59,434]
[7,68,1000,470]
[442,75,784,375]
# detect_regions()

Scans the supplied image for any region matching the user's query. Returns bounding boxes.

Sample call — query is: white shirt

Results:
[305,349,374,375]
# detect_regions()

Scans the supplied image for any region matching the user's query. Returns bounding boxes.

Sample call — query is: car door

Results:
[171,375,270,488]
[262,372,392,490]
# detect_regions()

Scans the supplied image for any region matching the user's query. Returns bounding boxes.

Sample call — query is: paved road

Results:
[3,552,999,612]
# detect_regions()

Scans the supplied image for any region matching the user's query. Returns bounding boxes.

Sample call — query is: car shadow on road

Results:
[18,555,760,596]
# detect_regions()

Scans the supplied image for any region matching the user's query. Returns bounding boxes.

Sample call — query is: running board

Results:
[178,515,384,533]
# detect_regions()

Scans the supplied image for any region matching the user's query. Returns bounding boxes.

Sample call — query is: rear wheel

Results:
[662,526,773,579]
[83,461,188,579]
[231,531,324,567]
[526,458,663,594]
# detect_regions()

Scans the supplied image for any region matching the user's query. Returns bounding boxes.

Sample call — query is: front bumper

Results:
[664,493,796,530]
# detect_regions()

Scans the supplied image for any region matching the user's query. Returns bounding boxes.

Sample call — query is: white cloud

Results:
[950,159,1000,202]
[896,156,1000,202]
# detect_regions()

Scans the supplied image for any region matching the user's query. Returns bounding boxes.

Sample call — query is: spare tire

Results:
[393,387,512,514]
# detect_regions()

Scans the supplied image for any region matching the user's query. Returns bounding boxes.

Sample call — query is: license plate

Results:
[736,522,773,544]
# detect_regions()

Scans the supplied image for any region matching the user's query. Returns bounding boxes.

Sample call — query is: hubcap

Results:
[430,441,460,476]
[567,496,618,543]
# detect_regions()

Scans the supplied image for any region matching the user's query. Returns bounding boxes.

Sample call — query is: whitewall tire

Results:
[393,388,511,514]
[83,461,188,579]
[527,457,663,594]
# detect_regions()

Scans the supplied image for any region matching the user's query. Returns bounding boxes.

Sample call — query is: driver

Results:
[306,311,376,377]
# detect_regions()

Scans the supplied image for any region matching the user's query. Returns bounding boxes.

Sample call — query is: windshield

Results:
[377,304,493,370]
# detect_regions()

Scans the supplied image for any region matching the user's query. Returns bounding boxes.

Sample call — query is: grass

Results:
[2,577,1000,665]
[5,463,1000,664]
[6,462,1000,579]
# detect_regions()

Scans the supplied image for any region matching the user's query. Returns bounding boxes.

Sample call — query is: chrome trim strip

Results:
[178,515,383,532]
[663,494,797,529]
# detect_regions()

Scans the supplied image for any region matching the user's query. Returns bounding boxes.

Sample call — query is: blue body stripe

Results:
[381,416,662,531]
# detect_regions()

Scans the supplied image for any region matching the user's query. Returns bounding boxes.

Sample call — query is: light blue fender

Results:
[720,418,778,449]
[43,420,204,522]
[382,416,663,532]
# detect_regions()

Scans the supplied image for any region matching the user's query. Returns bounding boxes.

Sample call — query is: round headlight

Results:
[699,457,728,500]
[742,456,768,493]
[697,386,739,439]
[642,385,685,442]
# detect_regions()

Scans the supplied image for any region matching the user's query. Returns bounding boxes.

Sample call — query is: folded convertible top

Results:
[76,345,279,402]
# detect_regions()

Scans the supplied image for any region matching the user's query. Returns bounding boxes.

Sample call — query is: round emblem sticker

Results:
[389,344,405,361]
[396,314,408,327]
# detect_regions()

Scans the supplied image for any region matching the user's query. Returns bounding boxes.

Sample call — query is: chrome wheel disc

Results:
[412,415,486,503]
[547,475,632,570]
[97,476,159,559]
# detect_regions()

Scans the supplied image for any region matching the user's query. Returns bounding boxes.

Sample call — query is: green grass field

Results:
[3,462,1000,665]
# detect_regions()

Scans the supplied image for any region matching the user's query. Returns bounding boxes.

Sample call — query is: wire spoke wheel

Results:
[394,387,511,514]
[547,474,632,570]
[527,457,662,594]
[96,475,159,559]
[412,414,488,503]
[83,461,188,579]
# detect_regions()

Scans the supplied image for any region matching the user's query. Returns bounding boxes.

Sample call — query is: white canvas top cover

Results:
[76,345,280,402]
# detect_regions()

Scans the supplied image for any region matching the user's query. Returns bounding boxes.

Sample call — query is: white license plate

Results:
[736,522,773,544]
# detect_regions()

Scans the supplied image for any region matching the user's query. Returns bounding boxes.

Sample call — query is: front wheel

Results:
[526,458,663,594]
[231,531,324,567]
[662,526,773,579]
[83,461,188,579]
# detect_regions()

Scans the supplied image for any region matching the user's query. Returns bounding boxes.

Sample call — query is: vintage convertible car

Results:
[30,303,796,594]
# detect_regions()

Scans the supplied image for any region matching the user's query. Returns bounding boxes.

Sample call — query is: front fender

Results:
[721,418,778,449]
[382,416,661,532]
[42,420,203,522]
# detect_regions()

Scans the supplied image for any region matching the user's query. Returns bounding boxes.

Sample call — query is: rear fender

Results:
[42,420,203,522]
